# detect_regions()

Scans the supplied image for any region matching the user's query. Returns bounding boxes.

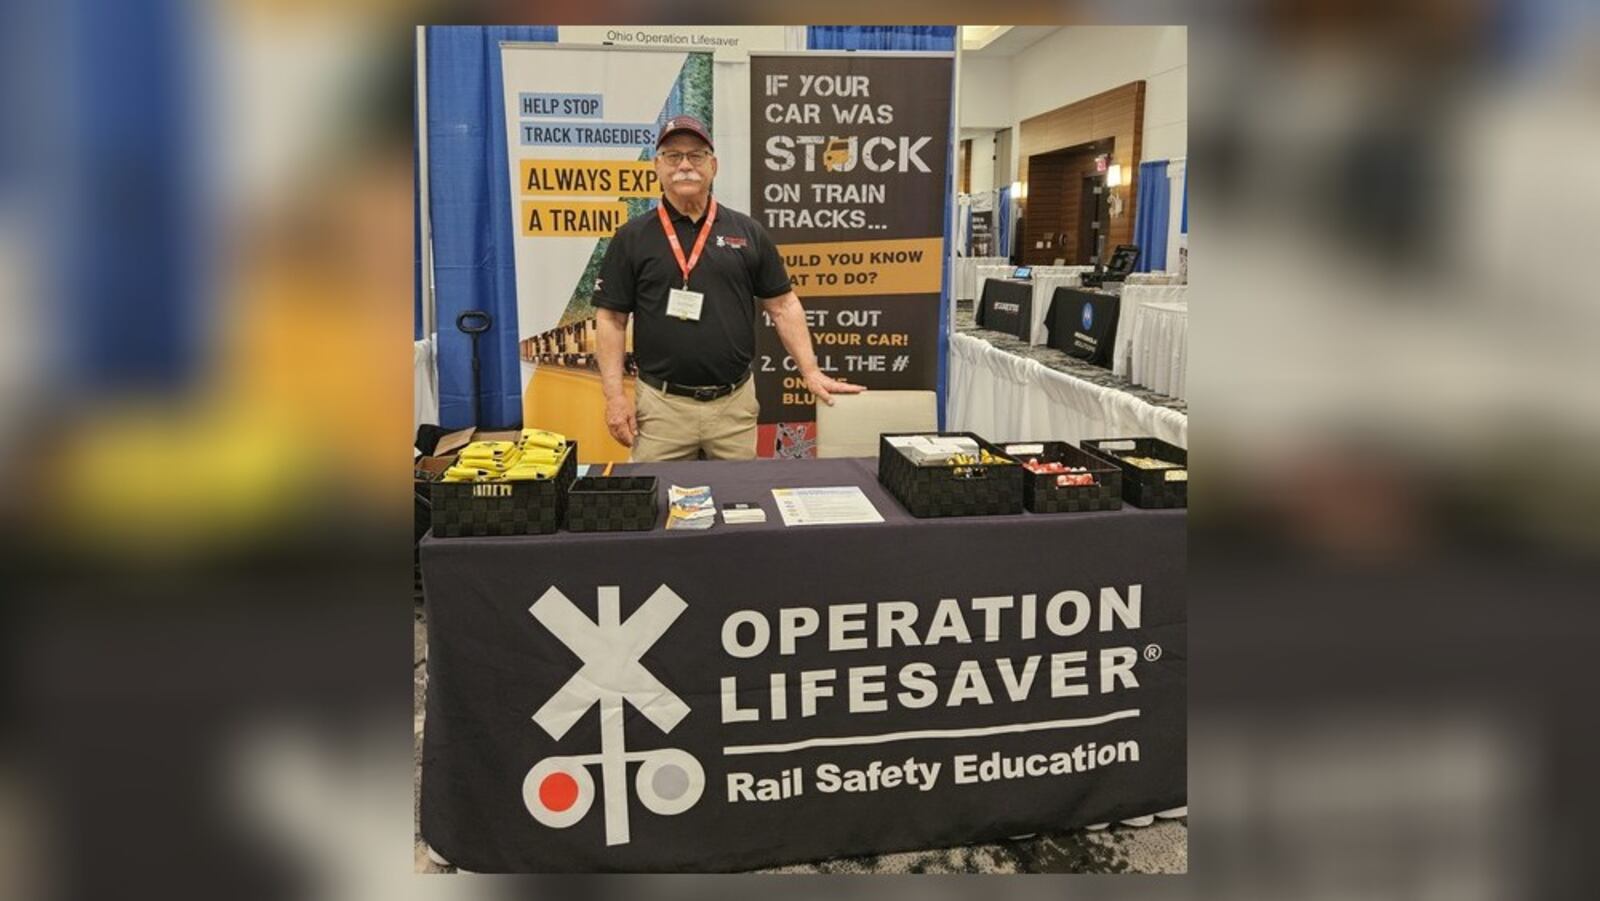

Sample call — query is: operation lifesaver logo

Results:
[523,583,1155,844]
[522,585,703,847]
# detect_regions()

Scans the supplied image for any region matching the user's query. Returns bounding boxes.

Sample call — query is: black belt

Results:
[639,371,750,402]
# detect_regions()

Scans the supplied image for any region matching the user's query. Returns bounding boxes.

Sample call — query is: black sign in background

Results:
[1047,287,1121,368]
[420,460,1185,873]
[976,278,1033,340]
[749,54,953,429]
[970,208,995,257]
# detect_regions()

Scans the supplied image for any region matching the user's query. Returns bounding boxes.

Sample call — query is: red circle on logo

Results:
[539,772,579,812]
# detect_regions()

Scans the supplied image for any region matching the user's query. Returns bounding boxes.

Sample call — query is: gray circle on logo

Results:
[652,763,690,801]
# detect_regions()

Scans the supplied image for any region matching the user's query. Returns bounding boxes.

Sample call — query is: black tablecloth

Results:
[420,457,1186,872]
[1045,287,1120,367]
[975,278,1033,340]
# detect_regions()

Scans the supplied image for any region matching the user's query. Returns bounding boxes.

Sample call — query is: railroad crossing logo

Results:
[523,585,704,846]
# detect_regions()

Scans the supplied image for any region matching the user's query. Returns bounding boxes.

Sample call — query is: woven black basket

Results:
[428,442,579,537]
[998,440,1123,513]
[565,476,660,532]
[878,431,1024,518]
[1081,437,1187,509]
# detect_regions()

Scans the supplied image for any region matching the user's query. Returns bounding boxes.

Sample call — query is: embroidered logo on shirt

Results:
[716,235,748,249]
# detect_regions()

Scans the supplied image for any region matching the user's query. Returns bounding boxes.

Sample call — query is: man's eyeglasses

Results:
[658,150,713,166]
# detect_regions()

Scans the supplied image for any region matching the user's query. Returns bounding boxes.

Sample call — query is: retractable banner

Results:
[499,45,713,458]
[749,54,953,457]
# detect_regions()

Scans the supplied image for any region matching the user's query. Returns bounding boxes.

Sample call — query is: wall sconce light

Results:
[1014,180,1027,200]
[1105,164,1126,218]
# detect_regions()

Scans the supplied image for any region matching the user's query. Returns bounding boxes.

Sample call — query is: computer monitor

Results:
[1105,244,1140,279]
[1011,266,1033,280]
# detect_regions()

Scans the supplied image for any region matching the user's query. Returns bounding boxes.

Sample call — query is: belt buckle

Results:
[692,386,719,402]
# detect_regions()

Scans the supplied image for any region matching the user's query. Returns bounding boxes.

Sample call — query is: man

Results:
[593,115,863,461]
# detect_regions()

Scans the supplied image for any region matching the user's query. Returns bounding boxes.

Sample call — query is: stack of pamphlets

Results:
[720,502,767,525]
[883,434,981,466]
[665,485,716,530]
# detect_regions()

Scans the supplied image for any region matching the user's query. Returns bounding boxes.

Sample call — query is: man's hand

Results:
[605,394,637,447]
[803,369,867,406]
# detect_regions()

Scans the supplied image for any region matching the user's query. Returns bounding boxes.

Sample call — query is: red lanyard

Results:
[657,196,718,289]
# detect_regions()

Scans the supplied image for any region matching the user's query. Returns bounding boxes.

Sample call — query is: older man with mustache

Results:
[593,115,863,461]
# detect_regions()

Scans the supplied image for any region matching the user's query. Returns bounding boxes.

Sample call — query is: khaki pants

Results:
[632,377,759,462]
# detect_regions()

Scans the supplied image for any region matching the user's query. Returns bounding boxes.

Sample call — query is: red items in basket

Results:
[1023,458,1097,486]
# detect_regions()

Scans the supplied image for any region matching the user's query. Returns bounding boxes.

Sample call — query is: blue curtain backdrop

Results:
[1133,160,1170,272]
[57,0,200,392]
[423,25,556,429]
[806,26,956,51]
[806,26,956,425]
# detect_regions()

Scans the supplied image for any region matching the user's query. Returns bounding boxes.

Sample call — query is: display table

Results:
[420,457,1186,872]
[947,332,1188,448]
[973,262,1015,306]
[1129,302,1189,400]
[1112,285,1188,381]
[1032,265,1097,280]
[1044,287,1122,367]
[974,278,1033,340]
[953,256,1010,301]
[1024,269,1093,346]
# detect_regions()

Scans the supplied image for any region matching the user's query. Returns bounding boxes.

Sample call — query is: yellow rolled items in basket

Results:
[501,443,570,481]
[459,458,519,475]
[459,440,521,462]
[519,429,567,451]
[512,445,565,466]
[459,447,522,475]
[441,464,498,482]
[502,460,562,481]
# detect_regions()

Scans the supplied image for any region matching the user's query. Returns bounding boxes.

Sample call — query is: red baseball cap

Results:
[656,115,714,151]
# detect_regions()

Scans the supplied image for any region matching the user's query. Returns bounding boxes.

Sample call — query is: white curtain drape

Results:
[947,333,1187,447]
[415,335,439,433]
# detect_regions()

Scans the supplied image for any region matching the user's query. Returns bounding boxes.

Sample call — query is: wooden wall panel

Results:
[1018,82,1146,264]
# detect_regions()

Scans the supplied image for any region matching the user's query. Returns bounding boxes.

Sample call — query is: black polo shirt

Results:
[594,196,791,386]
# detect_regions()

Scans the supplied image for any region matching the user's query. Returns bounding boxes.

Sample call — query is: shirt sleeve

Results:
[749,221,792,300]
[592,230,636,313]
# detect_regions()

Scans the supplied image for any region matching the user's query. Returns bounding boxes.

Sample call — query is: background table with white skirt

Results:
[953,256,1011,301]
[973,262,1015,305]
[1026,267,1097,346]
[1112,285,1189,383]
[1129,301,1189,400]
[947,331,1187,448]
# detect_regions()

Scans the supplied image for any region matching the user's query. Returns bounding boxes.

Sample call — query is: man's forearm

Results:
[595,309,630,400]
[766,292,820,377]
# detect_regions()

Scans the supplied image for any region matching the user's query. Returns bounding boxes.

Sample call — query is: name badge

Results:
[667,287,705,321]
